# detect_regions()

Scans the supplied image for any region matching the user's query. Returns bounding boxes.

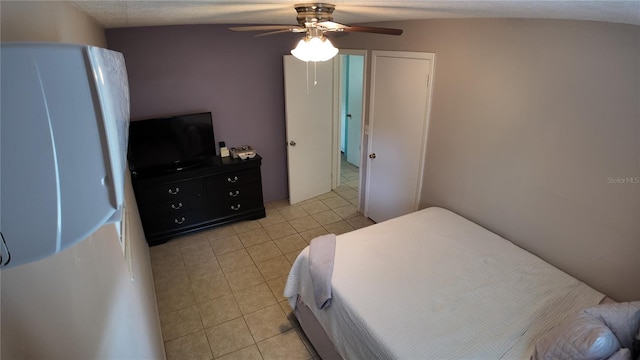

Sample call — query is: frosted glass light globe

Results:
[291,36,338,62]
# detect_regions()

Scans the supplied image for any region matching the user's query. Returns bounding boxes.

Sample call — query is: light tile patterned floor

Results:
[338,153,360,204]
[150,182,373,359]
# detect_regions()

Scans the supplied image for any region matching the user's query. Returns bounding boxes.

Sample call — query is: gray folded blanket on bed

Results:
[309,234,336,310]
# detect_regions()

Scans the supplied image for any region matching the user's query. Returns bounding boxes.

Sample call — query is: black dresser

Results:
[131,155,265,246]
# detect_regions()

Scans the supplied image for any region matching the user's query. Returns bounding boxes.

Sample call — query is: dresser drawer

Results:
[136,178,205,203]
[214,182,264,217]
[140,194,207,218]
[210,167,261,188]
[219,183,260,202]
[142,210,210,235]
[218,196,264,217]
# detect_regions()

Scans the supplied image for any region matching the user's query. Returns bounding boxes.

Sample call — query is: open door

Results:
[283,56,333,204]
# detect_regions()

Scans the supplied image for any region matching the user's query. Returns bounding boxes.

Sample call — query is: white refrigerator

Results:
[0,43,130,268]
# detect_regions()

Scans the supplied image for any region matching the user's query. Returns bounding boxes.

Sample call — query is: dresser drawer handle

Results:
[230,204,241,211]
[174,217,186,224]
[168,187,180,195]
[171,202,183,210]
[227,176,239,183]
[229,190,240,197]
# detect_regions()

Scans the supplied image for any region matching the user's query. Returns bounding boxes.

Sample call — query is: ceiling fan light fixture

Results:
[291,36,338,62]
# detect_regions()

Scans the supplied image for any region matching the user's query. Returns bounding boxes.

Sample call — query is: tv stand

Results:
[131,155,265,246]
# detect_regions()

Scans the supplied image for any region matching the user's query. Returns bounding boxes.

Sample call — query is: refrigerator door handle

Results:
[0,232,12,267]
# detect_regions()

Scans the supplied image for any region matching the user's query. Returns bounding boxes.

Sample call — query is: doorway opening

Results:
[334,51,366,209]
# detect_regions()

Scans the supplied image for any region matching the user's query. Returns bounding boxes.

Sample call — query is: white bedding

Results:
[284,207,605,359]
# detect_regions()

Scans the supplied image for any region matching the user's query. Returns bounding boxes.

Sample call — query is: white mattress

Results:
[284,207,604,359]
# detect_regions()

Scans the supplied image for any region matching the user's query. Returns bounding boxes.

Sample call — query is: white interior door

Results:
[365,51,434,223]
[284,56,333,204]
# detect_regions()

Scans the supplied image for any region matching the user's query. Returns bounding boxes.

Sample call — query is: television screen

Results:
[128,112,216,172]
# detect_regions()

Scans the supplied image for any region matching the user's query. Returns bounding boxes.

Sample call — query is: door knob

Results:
[289,141,296,146]
[369,153,376,159]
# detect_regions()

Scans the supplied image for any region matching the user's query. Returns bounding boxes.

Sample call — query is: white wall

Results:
[1,1,107,46]
[335,19,640,302]
[1,2,165,358]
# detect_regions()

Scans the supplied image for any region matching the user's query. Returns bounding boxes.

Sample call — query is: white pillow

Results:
[532,312,620,360]
[532,302,640,360]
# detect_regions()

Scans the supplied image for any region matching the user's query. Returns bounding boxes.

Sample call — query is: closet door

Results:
[365,51,435,222]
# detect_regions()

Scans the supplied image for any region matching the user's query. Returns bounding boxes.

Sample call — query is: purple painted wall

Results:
[106,24,297,202]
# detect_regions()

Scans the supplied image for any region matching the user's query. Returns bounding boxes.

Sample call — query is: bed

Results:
[284,207,607,359]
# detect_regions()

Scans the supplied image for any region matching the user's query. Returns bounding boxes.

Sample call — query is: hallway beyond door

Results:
[339,153,359,207]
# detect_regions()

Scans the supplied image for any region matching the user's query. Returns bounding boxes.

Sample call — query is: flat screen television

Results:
[128,111,216,173]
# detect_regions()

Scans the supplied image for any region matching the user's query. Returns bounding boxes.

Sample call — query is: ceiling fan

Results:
[229,3,403,62]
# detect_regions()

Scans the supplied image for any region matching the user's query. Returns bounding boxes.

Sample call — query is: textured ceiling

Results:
[70,1,640,28]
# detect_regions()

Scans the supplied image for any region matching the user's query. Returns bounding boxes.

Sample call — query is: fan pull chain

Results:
[314,62,318,86]
[306,61,310,95]
[304,61,320,96]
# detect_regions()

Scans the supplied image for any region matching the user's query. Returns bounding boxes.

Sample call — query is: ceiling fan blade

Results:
[229,25,304,32]
[317,21,402,35]
[317,21,349,31]
[342,25,403,35]
[255,29,306,37]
